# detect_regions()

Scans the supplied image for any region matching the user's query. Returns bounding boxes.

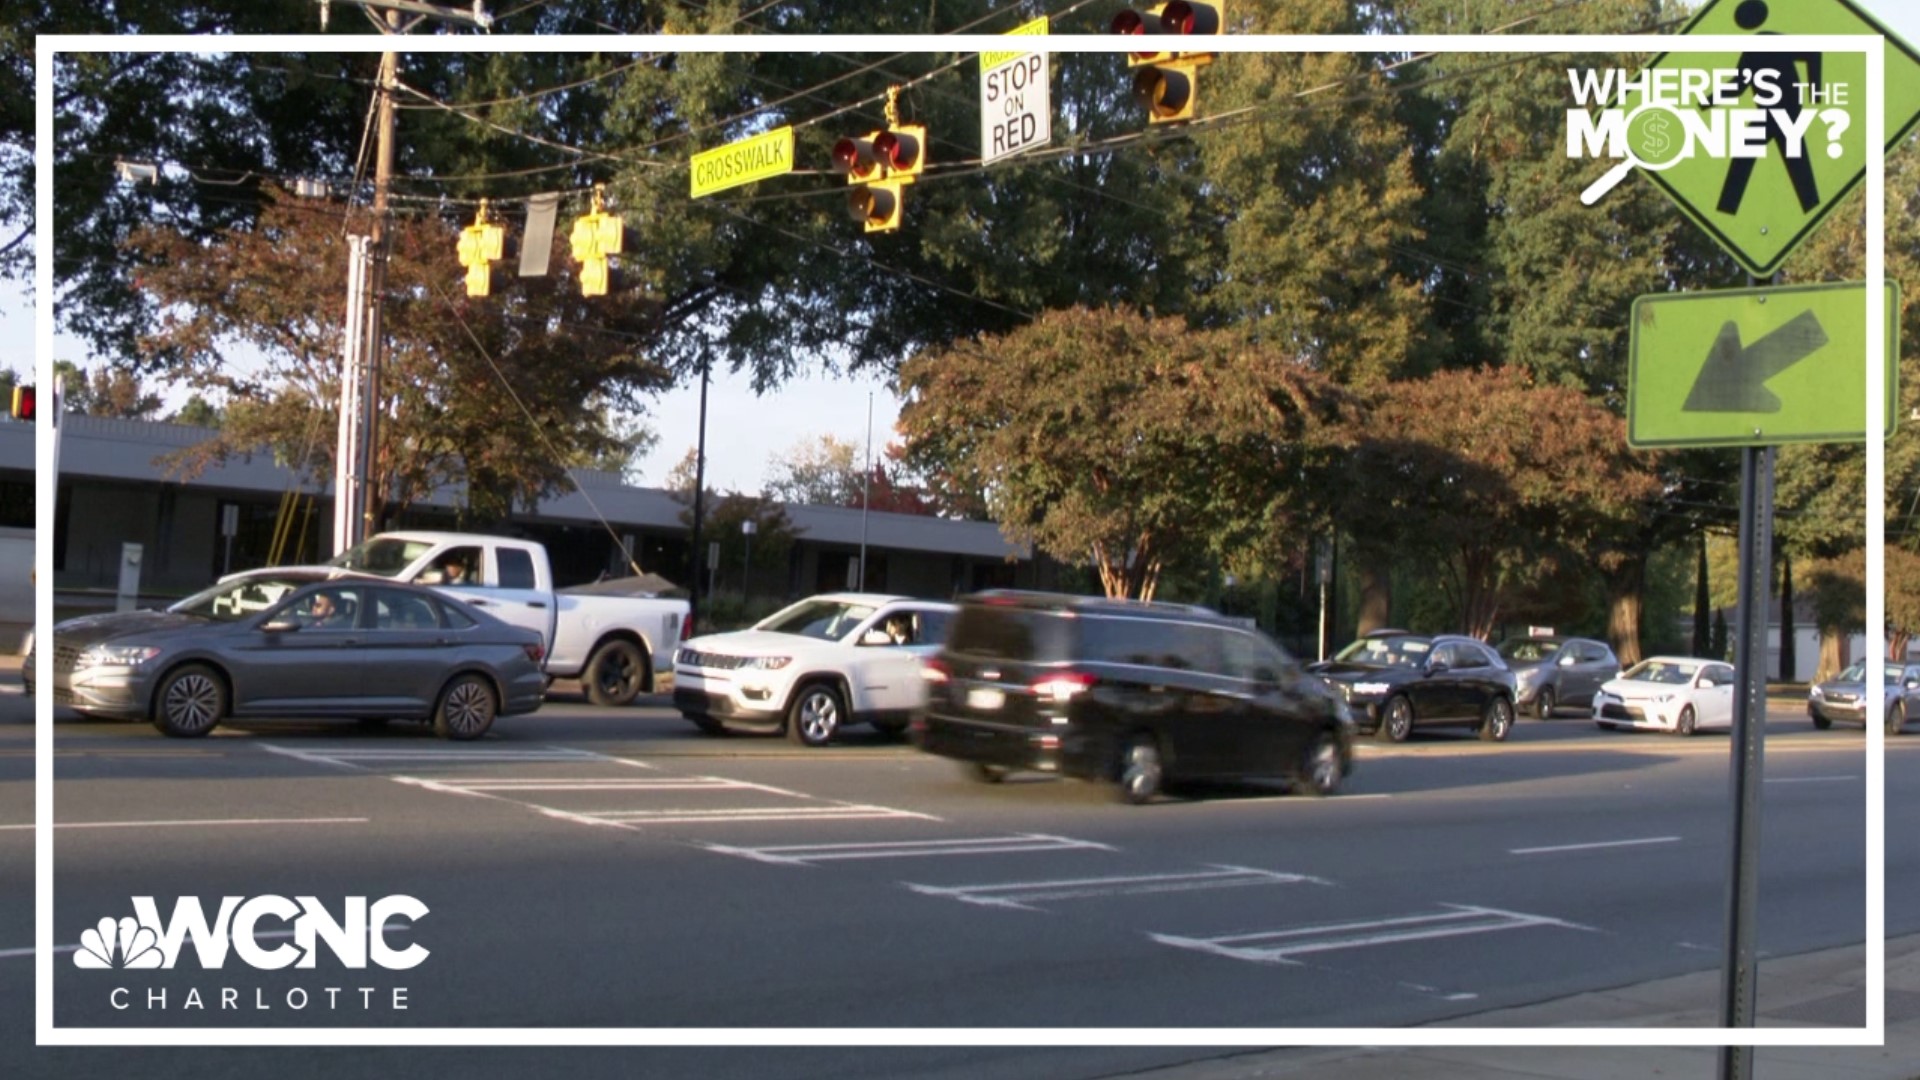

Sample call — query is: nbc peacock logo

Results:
[73,916,165,969]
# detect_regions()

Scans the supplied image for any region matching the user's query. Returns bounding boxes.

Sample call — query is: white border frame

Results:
[33,31,1886,1048]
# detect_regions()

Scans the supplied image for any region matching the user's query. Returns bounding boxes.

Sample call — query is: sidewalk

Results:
[1136,936,1920,1080]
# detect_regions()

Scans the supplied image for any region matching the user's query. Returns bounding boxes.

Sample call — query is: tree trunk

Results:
[1354,549,1393,635]
[1778,553,1796,681]
[1606,553,1647,667]
[1817,626,1847,683]
[1692,531,1710,657]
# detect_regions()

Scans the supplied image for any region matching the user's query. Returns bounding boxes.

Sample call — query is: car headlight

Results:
[76,644,161,668]
[1352,682,1392,696]
[1514,668,1542,688]
[744,656,791,670]
[1653,693,1676,704]
[1809,686,1824,699]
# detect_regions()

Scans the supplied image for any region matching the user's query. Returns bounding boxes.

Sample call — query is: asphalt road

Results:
[1,686,1908,1079]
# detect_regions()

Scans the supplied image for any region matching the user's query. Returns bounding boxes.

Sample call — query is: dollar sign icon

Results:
[1639,114,1672,161]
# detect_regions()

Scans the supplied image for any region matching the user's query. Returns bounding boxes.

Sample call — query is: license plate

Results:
[966,687,1005,711]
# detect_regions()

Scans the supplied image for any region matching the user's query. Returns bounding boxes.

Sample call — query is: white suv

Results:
[672,593,957,746]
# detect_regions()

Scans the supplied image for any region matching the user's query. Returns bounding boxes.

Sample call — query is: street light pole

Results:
[857,390,872,590]
[689,356,711,631]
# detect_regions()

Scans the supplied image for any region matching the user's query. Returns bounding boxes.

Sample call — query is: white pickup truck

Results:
[320,531,688,707]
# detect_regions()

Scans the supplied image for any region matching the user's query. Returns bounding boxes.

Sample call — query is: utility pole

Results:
[326,1,491,554]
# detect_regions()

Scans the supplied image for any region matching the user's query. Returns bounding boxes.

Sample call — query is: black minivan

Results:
[911,591,1356,803]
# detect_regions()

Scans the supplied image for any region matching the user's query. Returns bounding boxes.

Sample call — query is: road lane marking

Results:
[1764,775,1859,783]
[0,816,368,831]
[1150,904,1595,965]
[904,865,1331,911]
[1509,836,1680,855]
[0,925,407,962]
[700,833,1117,866]
[581,805,937,825]
[257,743,610,768]
[425,777,746,792]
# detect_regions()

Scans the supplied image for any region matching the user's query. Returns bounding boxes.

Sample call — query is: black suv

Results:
[911,590,1356,804]
[1309,630,1520,742]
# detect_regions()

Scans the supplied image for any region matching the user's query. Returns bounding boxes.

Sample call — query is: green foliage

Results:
[900,306,1350,600]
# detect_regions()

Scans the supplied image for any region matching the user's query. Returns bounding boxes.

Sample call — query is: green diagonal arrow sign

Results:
[1629,281,1899,448]
[1682,310,1828,413]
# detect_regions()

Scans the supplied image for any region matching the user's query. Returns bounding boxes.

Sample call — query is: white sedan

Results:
[1592,656,1736,736]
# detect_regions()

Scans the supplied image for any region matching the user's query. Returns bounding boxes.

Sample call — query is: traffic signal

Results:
[1111,4,1174,67]
[456,201,505,298]
[1114,0,1222,124]
[833,130,914,234]
[568,186,625,298]
[8,386,31,422]
[1132,57,1208,123]
[849,179,904,232]
[874,124,925,181]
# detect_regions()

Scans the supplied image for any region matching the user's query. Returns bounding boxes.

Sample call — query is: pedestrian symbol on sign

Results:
[1714,1,1822,216]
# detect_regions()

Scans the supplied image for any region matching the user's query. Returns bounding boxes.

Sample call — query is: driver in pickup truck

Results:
[420,555,471,586]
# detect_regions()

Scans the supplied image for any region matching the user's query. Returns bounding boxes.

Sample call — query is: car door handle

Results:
[467,598,491,607]
[527,601,547,609]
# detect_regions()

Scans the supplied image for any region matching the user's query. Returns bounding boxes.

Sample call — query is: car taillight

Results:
[1031,670,1096,703]
[523,643,545,664]
[680,612,693,641]
[921,658,952,684]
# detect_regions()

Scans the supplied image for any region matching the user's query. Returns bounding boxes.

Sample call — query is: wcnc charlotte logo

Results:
[73,895,428,1014]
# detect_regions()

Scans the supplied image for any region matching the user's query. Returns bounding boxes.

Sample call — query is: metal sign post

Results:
[1719,442,1774,1080]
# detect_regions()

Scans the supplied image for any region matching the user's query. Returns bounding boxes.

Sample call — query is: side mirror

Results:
[1253,667,1278,685]
[860,629,893,647]
[262,619,301,634]
[1905,679,1919,690]
[1558,654,1578,666]
[1425,660,1449,676]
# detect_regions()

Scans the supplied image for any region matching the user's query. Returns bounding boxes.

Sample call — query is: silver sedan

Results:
[43,570,546,739]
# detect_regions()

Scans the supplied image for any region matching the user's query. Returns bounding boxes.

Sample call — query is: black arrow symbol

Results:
[1682,310,1828,414]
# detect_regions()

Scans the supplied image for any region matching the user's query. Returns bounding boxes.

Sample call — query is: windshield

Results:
[1621,660,1699,685]
[1333,635,1431,667]
[755,598,877,641]
[327,537,434,577]
[169,576,309,622]
[1833,662,1900,683]
[1498,639,1561,663]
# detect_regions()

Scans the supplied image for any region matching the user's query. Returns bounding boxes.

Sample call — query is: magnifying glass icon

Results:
[1580,101,1693,206]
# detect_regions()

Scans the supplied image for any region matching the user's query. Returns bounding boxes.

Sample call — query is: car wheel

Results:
[685,713,727,736]
[1291,728,1345,797]
[1116,734,1164,804]
[1534,686,1556,720]
[583,639,647,707]
[1479,696,1514,742]
[151,664,225,738]
[1890,702,1906,737]
[965,762,1009,784]
[1675,706,1697,737]
[1378,696,1413,743]
[1811,711,1832,730]
[786,683,844,747]
[433,674,497,741]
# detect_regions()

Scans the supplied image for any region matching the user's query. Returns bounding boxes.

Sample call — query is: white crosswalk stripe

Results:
[904,865,1330,911]
[1150,904,1595,965]
[699,833,1116,866]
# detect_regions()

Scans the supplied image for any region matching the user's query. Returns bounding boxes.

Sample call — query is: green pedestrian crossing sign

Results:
[1627,280,1900,448]
[1635,0,1920,277]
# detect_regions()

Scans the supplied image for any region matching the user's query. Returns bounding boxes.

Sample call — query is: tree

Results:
[764,434,862,507]
[1334,366,1662,641]
[127,187,672,524]
[900,307,1348,600]
[52,359,164,419]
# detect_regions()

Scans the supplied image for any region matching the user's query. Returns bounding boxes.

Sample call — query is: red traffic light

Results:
[8,386,32,422]
[1133,64,1195,122]
[1160,0,1220,34]
[831,135,883,181]
[873,129,919,172]
[1110,8,1149,33]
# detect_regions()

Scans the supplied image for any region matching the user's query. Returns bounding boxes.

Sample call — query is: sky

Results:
[7,4,1918,493]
